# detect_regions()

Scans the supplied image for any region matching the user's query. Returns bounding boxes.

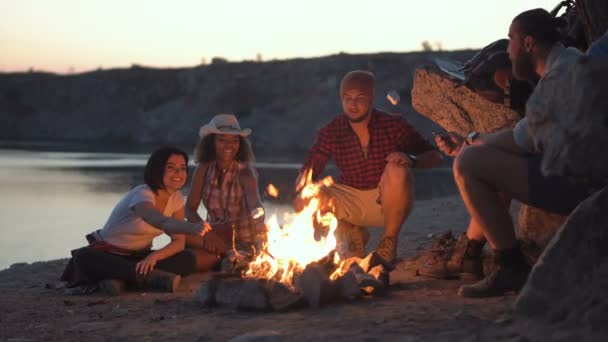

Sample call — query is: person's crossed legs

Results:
[452,144,532,297]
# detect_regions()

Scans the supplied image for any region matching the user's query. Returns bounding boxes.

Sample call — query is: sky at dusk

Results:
[1,0,560,73]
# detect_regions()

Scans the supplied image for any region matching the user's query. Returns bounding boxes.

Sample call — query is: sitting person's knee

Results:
[383,161,412,186]
[453,145,486,178]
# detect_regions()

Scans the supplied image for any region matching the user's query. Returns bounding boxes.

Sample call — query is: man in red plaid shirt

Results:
[295,70,443,263]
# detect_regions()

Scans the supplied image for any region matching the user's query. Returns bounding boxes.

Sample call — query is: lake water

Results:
[0,148,457,270]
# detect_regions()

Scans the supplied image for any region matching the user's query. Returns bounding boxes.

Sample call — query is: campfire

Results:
[196,170,391,311]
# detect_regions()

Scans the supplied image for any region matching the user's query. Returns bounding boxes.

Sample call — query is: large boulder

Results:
[515,186,608,331]
[516,205,567,260]
[411,67,520,135]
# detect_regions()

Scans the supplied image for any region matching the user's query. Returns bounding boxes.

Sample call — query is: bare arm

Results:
[132,202,209,236]
[134,207,202,275]
[185,163,210,223]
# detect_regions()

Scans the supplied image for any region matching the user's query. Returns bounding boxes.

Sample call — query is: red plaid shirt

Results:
[302,109,435,190]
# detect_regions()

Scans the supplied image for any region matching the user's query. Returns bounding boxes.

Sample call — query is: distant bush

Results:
[211,57,229,64]
[421,40,444,52]
[421,40,433,51]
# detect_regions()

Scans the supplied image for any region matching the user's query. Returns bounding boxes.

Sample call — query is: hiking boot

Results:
[458,246,531,298]
[137,269,182,293]
[98,279,126,296]
[418,233,484,280]
[335,220,370,259]
[374,236,397,264]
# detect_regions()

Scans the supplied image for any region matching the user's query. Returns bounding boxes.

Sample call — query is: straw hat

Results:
[198,114,252,138]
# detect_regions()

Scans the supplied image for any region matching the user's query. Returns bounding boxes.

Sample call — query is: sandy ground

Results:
[0,195,584,342]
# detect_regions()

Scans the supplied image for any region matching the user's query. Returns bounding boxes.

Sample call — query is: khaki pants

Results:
[326,183,385,228]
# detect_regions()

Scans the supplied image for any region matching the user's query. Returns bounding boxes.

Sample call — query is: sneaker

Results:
[98,279,126,296]
[375,236,397,264]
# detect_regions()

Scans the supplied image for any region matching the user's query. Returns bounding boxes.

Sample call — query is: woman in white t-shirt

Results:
[61,146,211,295]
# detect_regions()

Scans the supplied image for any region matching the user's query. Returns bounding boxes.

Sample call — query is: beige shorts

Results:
[325,183,384,228]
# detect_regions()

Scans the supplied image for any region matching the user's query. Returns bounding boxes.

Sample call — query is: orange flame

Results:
[266,183,279,198]
[245,169,340,286]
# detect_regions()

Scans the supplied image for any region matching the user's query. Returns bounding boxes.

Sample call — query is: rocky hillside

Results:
[0,50,476,159]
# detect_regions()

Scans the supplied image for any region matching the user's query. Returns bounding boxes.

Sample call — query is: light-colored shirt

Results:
[513,44,583,153]
[99,184,185,250]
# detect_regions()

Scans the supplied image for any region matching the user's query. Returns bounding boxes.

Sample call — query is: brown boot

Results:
[418,233,484,280]
[375,236,398,264]
[137,269,182,293]
[458,246,531,298]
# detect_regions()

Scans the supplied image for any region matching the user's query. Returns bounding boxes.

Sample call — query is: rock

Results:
[359,252,393,272]
[339,257,363,274]
[194,278,219,306]
[181,272,214,293]
[368,265,390,287]
[354,272,382,289]
[215,278,247,308]
[411,67,520,136]
[335,271,361,299]
[517,204,567,260]
[294,264,335,309]
[266,281,306,312]
[229,330,284,342]
[515,186,608,330]
[237,279,269,311]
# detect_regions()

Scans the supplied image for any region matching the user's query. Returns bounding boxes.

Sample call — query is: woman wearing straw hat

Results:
[185,114,266,271]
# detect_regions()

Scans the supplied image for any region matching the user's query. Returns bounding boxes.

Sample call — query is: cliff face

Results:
[0,51,476,159]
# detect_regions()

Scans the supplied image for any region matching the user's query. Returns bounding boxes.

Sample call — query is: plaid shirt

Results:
[302,109,435,190]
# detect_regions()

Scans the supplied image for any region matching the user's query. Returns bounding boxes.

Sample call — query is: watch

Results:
[407,154,418,168]
[466,131,480,145]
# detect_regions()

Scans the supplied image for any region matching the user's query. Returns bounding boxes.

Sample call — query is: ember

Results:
[265,183,280,198]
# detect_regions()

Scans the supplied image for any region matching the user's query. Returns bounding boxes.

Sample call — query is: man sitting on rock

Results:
[422,8,595,297]
[294,70,442,264]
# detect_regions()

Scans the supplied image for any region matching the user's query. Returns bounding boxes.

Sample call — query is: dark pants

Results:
[528,154,595,216]
[72,247,197,285]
